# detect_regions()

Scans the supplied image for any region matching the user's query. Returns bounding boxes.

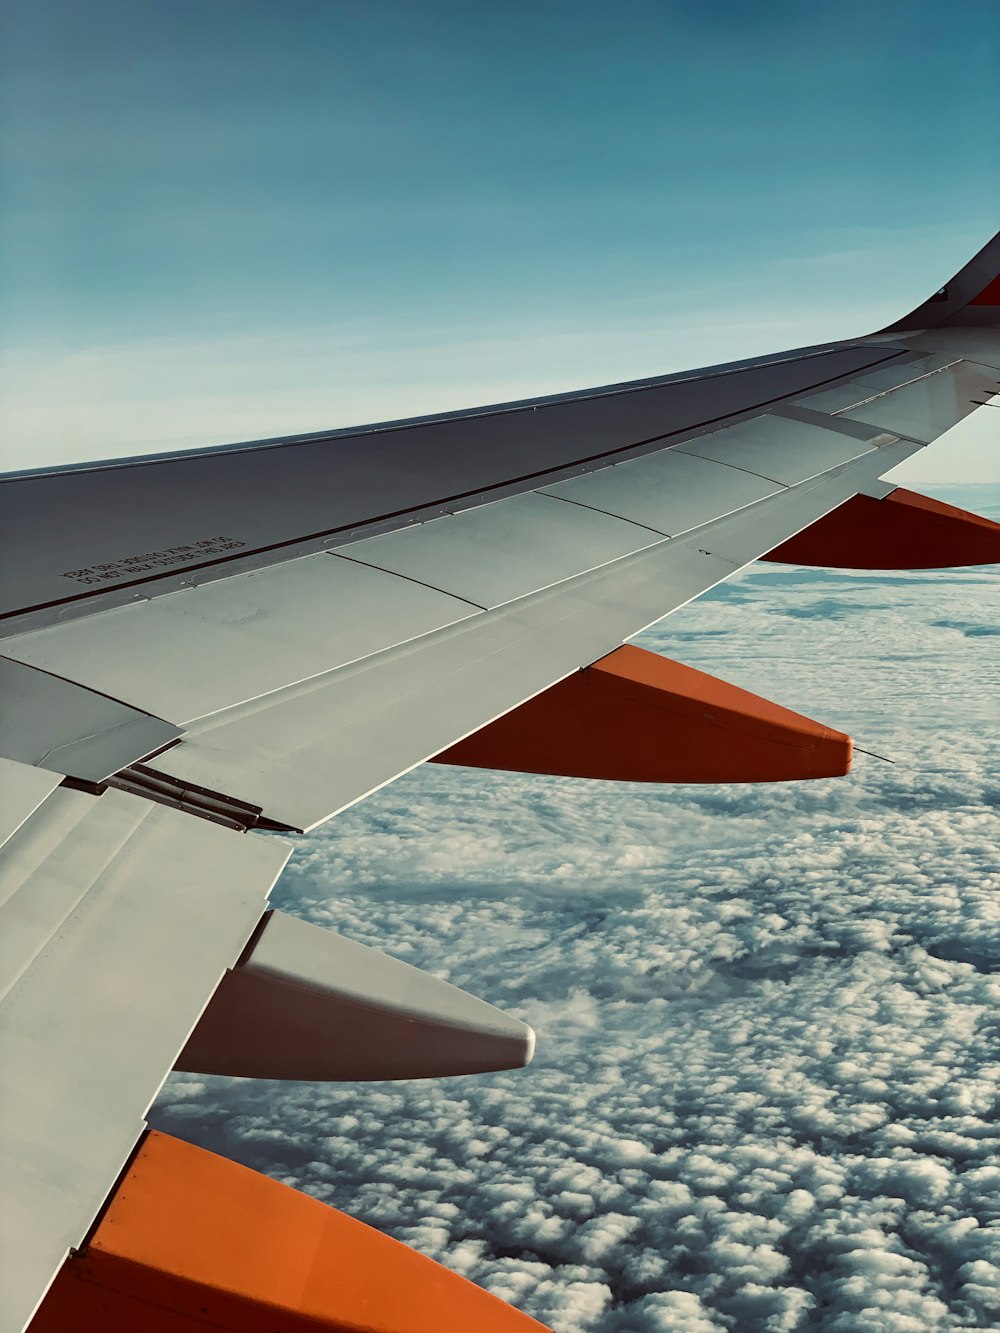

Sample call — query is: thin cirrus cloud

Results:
[153,499,1000,1333]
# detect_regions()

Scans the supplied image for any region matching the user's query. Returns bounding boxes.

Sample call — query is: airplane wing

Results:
[3,233,999,1333]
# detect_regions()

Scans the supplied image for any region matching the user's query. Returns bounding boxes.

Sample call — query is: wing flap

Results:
[0,789,290,1333]
[0,657,181,781]
[0,758,61,852]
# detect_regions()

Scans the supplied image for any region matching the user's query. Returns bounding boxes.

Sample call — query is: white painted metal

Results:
[0,788,290,1333]
[2,551,478,726]
[893,328,1000,370]
[539,449,782,536]
[338,492,662,609]
[839,359,999,442]
[856,478,898,500]
[788,355,945,413]
[179,909,534,1080]
[671,412,882,484]
[0,657,181,781]
[0,789,144,999]
[0,791,96,917]
[156,441,920,831]
[0,759,61,853]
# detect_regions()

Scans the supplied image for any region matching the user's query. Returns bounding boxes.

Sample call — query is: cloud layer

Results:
[154,530,1000,1332]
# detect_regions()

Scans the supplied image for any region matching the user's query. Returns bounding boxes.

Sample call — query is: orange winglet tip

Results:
[30,1131,550,1333]
[434,644,851,783]
[761,488,1000,569]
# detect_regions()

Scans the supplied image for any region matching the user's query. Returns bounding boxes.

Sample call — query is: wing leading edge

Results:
[2,231,999,1333]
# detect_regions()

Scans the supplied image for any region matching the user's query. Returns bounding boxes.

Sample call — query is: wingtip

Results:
[877,229,1000,334]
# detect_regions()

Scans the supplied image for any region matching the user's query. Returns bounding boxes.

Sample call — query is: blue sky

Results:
[1,1,998,474]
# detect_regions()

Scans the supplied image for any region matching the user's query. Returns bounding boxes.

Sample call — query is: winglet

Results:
[878,230,1000,333]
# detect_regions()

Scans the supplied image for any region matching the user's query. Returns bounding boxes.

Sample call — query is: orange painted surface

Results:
[762,488,1000,569]
[435,644,851,783]
[969,272,1000,305]
[30,1131,550,1333]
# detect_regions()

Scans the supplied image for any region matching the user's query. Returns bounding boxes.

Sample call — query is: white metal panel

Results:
[787,355,945,413]
[0,790,96,916]
[0,789,290,1333]
[0,657,181,781]
[156,440,921,831]
[839,359,999,443]
[2,551,478,726]
[0,759,61,853]
[0,789,146,999]
[336,492,662,609]
[538,449,782,536]
[178,909,533,1080]
[672,412,880,484]
[858,478,898,500]
[895,328,1000,369]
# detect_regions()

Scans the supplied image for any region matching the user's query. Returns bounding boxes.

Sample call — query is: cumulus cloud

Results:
[154,515,1000,1332]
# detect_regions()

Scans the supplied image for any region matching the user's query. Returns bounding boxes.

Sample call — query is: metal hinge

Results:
[106,763,293,833]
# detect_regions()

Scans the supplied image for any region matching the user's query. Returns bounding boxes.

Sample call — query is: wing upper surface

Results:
[0,773,291,1330]
[3,333,997,830]
[107,437,918,832]
[0,343,913,628]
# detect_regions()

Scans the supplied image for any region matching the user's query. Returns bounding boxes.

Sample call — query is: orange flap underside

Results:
[435,644,851,783]
[762,488,1000,569]
[31,1131,549,1333]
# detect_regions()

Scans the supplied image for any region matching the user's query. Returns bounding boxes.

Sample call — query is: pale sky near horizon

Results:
[1,0,998,479]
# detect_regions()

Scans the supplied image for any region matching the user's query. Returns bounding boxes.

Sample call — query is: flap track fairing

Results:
[177,910,534,1082]
[30,1131,550,1332]
[762,487,1000,569]
[435,645,852,784]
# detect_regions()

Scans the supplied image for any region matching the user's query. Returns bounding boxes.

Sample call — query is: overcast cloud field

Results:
[152,484,999,1333]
